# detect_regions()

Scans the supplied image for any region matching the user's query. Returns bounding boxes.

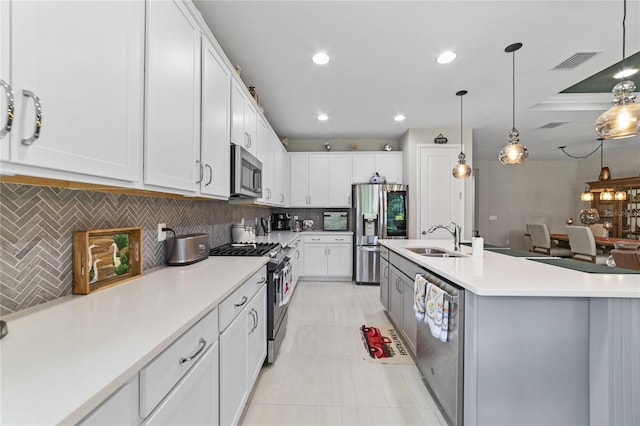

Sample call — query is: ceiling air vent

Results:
[539,122,568,129]
[553,52,599,69]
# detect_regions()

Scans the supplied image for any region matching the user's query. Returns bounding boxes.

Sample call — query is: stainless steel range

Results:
[210,242,293,363]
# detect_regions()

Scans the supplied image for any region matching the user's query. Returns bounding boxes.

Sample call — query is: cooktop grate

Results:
[210,242,279,257]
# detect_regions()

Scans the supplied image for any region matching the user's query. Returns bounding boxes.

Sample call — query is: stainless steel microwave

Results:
[230,144,262,198]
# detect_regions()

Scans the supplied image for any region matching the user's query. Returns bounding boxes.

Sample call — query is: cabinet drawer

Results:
[304,234,351,243]
[219,267,267,331]
[140,308,218,418]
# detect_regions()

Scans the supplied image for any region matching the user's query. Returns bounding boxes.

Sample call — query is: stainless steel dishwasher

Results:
[416,271,465,426]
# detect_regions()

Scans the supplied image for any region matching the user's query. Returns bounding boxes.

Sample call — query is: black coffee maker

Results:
[272,213,291,231]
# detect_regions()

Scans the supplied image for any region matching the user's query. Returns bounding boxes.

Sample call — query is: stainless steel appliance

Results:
[353,184,408,284]
[272,213,291,231]
[165,233,210,265]
[230,143,262,198]
[415,271,465,426]
[323,211,348,231]
[210,241,295,363]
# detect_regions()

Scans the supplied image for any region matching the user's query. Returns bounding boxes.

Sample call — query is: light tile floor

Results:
[241,281,446,426]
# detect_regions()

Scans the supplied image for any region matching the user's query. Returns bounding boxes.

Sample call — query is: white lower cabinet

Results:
[219,267,267,426]
[78,377,139,426]
[143,344,219,426]
[302,234,352,278]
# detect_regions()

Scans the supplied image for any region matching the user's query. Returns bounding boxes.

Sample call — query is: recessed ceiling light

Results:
[394,114,406,122]
[317,114,329,121]
[436,51,457,64]
[613,68,639,79]
[312,52,330,65]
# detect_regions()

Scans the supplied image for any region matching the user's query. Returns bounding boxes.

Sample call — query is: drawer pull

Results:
[234,295,248,308]
[257,276,266,285]
[178,338,206,365]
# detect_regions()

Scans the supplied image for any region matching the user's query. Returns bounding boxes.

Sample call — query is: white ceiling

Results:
[193,0,640,161]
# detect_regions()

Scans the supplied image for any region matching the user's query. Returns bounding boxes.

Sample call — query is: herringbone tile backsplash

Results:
[0,183,270,315]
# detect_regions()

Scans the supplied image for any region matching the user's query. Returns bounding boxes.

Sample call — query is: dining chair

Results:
[610,248,640,271]
[527,224,572,257]
[589,223,608,238]
[566,226,609,264]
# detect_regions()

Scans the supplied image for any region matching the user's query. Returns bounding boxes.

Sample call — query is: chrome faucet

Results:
[427,221,462,251]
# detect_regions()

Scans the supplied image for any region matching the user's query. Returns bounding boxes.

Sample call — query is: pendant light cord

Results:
[512,50,516,129]
[622,0,627,60]
[460,94,464,154]
[600,139,603,169]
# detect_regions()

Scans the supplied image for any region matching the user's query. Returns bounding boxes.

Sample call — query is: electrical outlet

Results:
[158,223,167,242]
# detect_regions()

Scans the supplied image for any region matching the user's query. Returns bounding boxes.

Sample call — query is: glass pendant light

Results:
[499,43,528,165]
[614,189,627,200]
[600,189,615,201]
[452,90,472,179]
[595,0,640,139]
[580,187,594,201]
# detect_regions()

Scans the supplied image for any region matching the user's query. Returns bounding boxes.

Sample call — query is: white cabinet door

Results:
[220,305,249,426]
[247,285,267,384]
[79,376,139,426]
[352,153,375,183]
[256,118,272,203]
[303,244,328,276]
[275,141,288,206]
[244,101,257,157]
[143,344,218,426]
[329,154,353,207]
[402,279,417,355]
[375,152,403,184]
[307,154,328,207]
[419,146,465,239]
[145,0,200,191]
[1,1,10,162]
[6,1,143,180]
[290,154,309,207]
[230,79,245,148]
[200,36,230,198]
[327,243,352,277]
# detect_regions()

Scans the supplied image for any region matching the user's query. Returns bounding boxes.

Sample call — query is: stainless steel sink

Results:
[403,247,466,257]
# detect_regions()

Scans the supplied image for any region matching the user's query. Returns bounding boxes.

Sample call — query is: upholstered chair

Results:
[527,224,572,257]
[566,226,609,264]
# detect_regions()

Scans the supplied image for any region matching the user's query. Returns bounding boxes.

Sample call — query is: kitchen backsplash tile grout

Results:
[0,183,270,315]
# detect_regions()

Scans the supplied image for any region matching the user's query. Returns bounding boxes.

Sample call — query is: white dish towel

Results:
[414,274,427,321]
[424,282,449,342]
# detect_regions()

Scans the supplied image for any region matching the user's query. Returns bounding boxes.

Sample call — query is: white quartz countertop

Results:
[255,230,353,245]
[0,256,269,425]
[380,239,640,298]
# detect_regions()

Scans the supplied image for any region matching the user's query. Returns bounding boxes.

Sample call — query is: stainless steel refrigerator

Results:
[353,184,408,284]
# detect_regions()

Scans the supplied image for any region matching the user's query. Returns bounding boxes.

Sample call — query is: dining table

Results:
[550,233,640,249]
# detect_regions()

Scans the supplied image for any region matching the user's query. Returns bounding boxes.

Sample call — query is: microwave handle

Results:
[253,168,262,191]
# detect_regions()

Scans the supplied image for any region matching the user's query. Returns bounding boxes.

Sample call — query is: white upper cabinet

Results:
[230,79,257,157]
[145,0,201,192]
[256,117,272,204]
[289,153,309,207]
[200,36,230,199]
[2,1,144,181]
[275,140,289,206]
[352,152,403,184]
[328,154,352,207]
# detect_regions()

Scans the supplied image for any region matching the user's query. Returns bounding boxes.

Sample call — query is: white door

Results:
[220,311,249,426]
[256,118,271,203]
[1,1,12,161]
[307,154,328,207]
[230,79,245,147]
[7,1,144,180]
[328,154,353,207]
[290,154,309,206]
[200,37,230,198]
[247,285,267,384]
[327,243,352,277]
[304,244,328,276]
[419,146,465,239]
[143,345,218,426]
[145,0,200,191]
[278,143,290,206]
[243,101,257,157]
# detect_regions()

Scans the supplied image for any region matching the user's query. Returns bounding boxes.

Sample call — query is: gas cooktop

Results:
[210,242,279,257]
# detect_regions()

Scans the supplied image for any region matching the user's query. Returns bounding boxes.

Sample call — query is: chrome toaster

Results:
[165,233,210,266]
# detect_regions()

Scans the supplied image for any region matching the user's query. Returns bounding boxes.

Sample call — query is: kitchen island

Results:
[380,239,639,426]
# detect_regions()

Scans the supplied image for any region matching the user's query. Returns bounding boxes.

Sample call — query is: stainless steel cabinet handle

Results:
[179,338,206,364]
[0,79,14,138]
[21,90,42,146]
[422,231,427,235]
[257,276,267,284]
[296,250,300,260]
[253,308,259,329]
[248,310,257,334]
[383,267,388,279]
[234,295,248,308]
[335,238,344,241]
[205,164,213,186]
[347,195,351,205]
[195,160,203,184]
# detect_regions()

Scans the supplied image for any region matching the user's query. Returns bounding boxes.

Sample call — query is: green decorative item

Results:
[579,209,600,225]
